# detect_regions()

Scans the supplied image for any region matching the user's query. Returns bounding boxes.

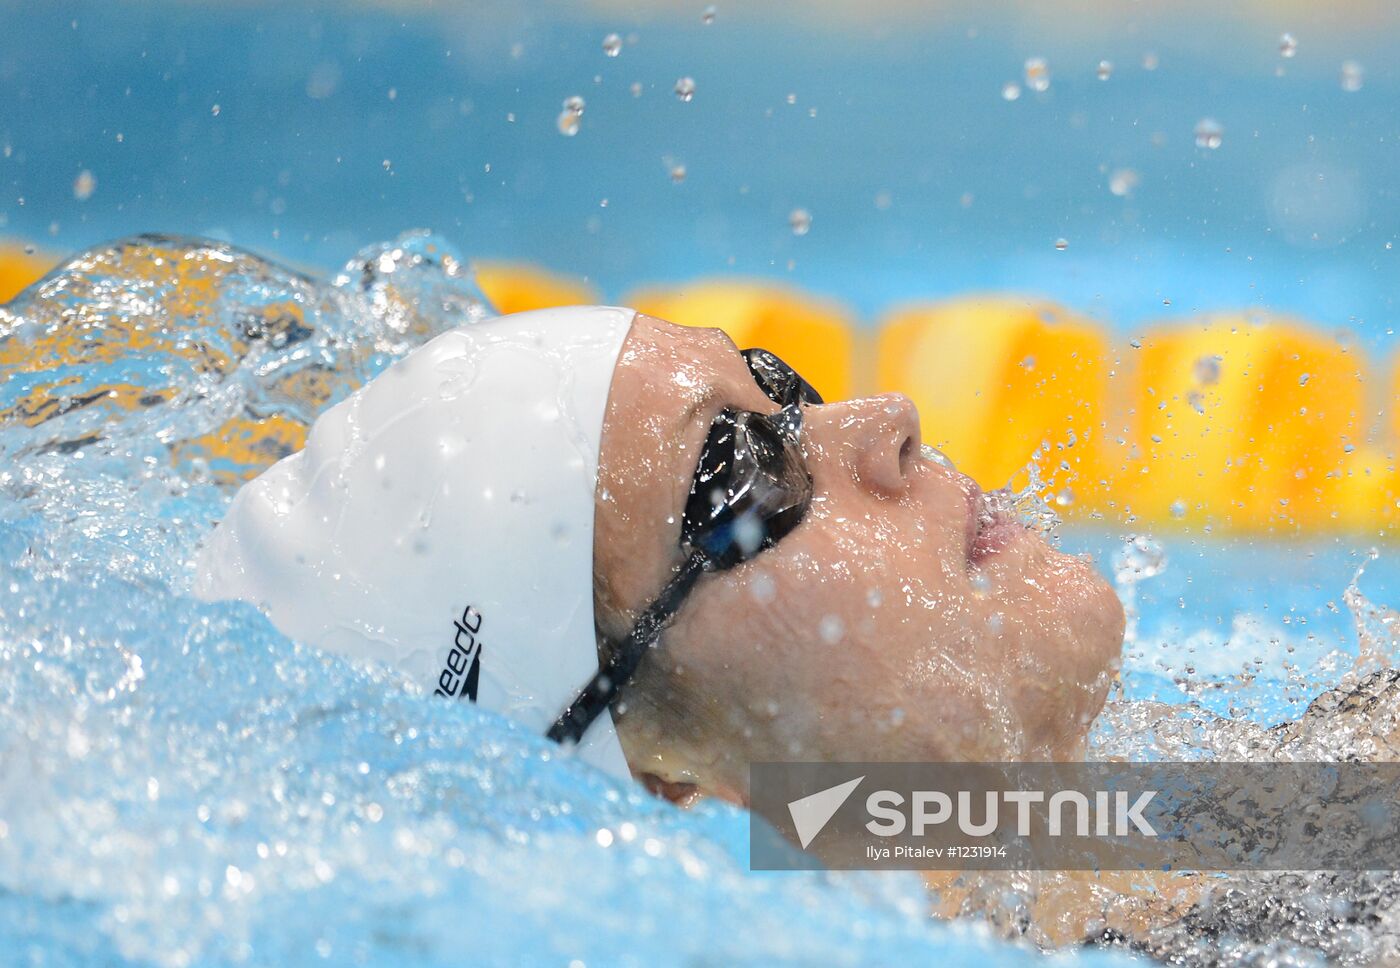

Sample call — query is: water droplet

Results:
[630,81,644,98]
[674,76,696,102]
[750,572,777,604]
[970,572,992,598]
[1129,337,1142,349]
[866,587,883,608]
[1109,168,1139,197]
[734,514,764,555]
[1001,81,1021,101]
[818,614,846,645]
[557,96,585,136]
[1341,60,1364,92]
[1279,33,1297,58]
[1097,60,1113,80]
[1055,487,1075,508]
[1023,57,1050,92]
[920,444,956,471]
[788,208,811,236]
[72,170,96,201]
[1115,534,1167,582]
[1299,372,1311,387]
[1169,499,1187,520]
[668,161,687,183]
[210,103,221,117]
[1054,237,1068,251]
[1194,355,1222,385]
[701,4,716,24]
[1141,51,1159,71]
[601,33,622,57]
[381,159,392,171]
[1193,117,1224,150]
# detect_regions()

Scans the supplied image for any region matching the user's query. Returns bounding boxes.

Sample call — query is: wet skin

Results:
[592,315,1125,804]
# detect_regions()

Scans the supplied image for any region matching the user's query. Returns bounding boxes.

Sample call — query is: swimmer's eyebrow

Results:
[667,385,722,462]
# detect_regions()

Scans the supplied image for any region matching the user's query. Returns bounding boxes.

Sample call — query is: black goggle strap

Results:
[546,547,710,746]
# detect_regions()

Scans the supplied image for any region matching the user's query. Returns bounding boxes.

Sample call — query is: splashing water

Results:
[920,443,1064,548]
[0,234,1100,968]
[933,536,1400,962]
[911,420,1400,960]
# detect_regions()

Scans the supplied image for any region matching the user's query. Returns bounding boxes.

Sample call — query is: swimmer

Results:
[195,305,1400,953]
[197,306,1125,798]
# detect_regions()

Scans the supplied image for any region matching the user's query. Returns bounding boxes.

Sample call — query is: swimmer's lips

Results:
[961,475,1019,564]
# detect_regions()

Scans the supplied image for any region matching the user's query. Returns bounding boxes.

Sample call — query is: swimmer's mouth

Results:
[964,477,1020,563]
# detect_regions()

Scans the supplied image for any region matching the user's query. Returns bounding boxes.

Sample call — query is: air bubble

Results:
[970,573,992,598]
[1054,237,1068,251]
[1096,60,1113,80]
[1170,499,1187,520]
[1280,33,1297,58]
[674,77,696,102]
[602,33,622,57]
[702,4,716,24]
[1001,82,1021,101]
[1023,57,1050,92]
[788,208,812,236]
[1194,117,1224,150]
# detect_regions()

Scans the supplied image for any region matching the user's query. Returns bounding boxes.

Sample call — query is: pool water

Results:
[4,235,1400,966]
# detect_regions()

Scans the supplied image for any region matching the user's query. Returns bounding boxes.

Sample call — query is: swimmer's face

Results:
[594,316,1125,802]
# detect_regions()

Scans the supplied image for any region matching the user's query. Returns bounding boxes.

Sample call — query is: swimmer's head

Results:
[594,316,1125,803]
[195,306,638,777]
[198,307,1125,798]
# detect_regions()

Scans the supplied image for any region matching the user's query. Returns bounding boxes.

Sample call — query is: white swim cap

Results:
[194,306,638,779]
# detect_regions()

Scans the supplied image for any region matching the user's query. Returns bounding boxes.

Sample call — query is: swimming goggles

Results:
[548,349,822,745]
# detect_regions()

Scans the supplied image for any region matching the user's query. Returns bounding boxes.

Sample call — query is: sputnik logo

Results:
[787,776,864,849]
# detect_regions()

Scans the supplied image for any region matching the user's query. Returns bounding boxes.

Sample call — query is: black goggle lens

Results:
[681,349,818,570]
[741,348,824,407]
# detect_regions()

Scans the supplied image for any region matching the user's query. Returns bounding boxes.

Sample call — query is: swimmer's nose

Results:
[810,393,922,496]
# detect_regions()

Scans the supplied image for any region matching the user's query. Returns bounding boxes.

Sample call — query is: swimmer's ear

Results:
[638,771,748,809]
[639,772,702,807]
